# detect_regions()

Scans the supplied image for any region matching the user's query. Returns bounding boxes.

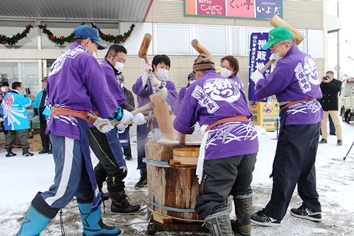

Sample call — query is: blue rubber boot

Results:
[17,192,58,236]
[16,205,52,236]
[78,202,121,236]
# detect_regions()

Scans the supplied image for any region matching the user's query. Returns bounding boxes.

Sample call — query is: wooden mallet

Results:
[260,15,305,73]
[138,33,152,64]
[191,39,211,56]
[138,33,161,91]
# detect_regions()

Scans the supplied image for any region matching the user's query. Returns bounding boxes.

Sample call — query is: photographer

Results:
[318,71,342,145]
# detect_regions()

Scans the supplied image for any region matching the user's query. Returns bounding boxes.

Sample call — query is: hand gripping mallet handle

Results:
[260,15,305,73]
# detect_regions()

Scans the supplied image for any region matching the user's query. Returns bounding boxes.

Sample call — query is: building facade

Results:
[0,0,328,101]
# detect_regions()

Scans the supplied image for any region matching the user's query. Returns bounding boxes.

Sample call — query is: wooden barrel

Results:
[145,141,201,222]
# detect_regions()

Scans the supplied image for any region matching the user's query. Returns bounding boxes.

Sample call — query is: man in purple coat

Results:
[17,25,121,236]
[174,54,259,236]
[90,45,145,214]
[250,26,323,226]
[132,54,178,188]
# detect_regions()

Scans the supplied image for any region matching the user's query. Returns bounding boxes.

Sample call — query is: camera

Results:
[323,76,329,80]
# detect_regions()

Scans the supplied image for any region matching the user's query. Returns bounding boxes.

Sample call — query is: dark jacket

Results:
[319,78,342,111]
[119,86,135,112]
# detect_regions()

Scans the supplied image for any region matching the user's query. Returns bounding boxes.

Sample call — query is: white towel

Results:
[196,130,209,184]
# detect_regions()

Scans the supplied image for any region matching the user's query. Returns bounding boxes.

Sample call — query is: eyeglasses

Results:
[270,42,285,51]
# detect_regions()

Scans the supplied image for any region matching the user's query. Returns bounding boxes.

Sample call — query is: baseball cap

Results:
[187,72,195,81]
[262,26,294,50]
[73,25,107,50]
[193,54,215,71]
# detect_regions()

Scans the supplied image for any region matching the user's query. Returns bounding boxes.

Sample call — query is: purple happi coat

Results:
[132,75,178,112]
[47,42,118,139]
[99,59,126,107]
[174,70,259,161]
[255,45,323,125]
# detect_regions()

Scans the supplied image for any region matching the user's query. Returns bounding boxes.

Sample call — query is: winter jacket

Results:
[1,90,32,130]
[32,89,49,122]
[319,79,342,111]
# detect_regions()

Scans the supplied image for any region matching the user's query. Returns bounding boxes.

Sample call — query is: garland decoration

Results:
[38,25,74,46]
[91,23,135,44]
[0,24,33,46]
[38,23,135,46]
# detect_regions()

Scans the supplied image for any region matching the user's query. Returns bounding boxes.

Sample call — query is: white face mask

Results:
[1,87,6,92]
[271,52,281,61]
[90,42,97,59]
[115,62,124,72]
[189,80,196,84]
[220,67,232,78]
[120,83,124,88]
[156,69,168,79]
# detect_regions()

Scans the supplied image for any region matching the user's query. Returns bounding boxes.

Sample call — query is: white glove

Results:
[119,166,128,173]
[93,118,114,133]
[159,87,168,101]
[133,113,146,125]
[151,77,161,87]
[116,123,127,133]
[269,54,276,61]
[142,73,149,88]
[120,109,134,123]
[250,70,264,85]
[144,63,152,73]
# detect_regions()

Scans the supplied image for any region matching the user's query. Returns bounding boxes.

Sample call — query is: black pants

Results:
[195,153,257,219]
[88,128,127,193]
[123,135,132,158]
[264,122,321,220]
[40,119,50,150]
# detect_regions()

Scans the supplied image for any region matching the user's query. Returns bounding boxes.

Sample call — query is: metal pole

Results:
[337,0,340,80]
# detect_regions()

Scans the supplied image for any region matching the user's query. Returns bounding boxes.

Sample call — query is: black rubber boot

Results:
[205,210,233,236]
[232,194,252,236]
[110,191,140,213]
[5,146,16,157]
[135,169,147,188]
[22,147,34,157]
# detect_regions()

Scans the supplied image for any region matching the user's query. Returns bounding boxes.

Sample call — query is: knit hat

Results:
[193,54,215,71]
[262,26,294,50]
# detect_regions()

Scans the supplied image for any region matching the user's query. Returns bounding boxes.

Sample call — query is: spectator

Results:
[318,70,342,145]
[33,76,52,154]
[118,74,135,161]
[250,26,323,226]
[179,72,195,100]
[2,82,33,157]
[16,25,120,235]
[0,81,10,137]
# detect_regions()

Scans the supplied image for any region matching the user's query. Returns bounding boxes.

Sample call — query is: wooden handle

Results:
[143,55,160,92]
[191,39,211,56]
[260,59,276,74]
[270,15,305,45]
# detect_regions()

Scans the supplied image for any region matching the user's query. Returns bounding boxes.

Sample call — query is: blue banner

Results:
[248,32,272,102]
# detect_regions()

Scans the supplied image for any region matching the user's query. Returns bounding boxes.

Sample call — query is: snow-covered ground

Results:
[0,121,353,235]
